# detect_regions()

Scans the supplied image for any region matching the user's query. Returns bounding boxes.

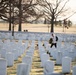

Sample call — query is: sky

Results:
[67,0,76,23]
[48,0,76,24]
[1,0,76,24]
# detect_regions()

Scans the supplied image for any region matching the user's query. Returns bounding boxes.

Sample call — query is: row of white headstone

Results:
[38,40,76,75]
[44,40,76,61]
[0,34,75,75]
[38,41,60,75]
[17,40,35,75]
[0,32,76,42]
[1,57,75,75]
[0,39,29,75]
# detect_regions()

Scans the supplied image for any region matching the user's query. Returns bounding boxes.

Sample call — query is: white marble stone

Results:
[56,51,63,65]
[51,49,57,59]
[25,51,32,56]
[6,52,14,66]
[73,66,76,75]
[41,53,50,67]
[13,49,19,60]
[44,60,54,75]
[0,48,7,58]
[0,58,7,75]
[22,55,32,71]
[17,63,30,75]
[62,57,72,73]
[22,55,32,64]
[69,50,74,60]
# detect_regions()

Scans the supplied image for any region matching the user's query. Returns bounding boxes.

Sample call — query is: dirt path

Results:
[30,41,43,75]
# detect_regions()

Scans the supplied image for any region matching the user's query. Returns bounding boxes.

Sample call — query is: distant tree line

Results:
[55,19,72,27]
[44,18,72,27]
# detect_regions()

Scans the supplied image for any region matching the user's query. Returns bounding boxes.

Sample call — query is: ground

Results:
[0,23,76,75]
[0,23,76,34]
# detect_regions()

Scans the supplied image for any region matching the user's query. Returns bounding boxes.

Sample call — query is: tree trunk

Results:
[50,19,54,32]
[50,16,54,33]
[18,0,22,31]
[50,9,55,33]
[12,24,14,36]
[9,22,11,31]
[9,0,12,31]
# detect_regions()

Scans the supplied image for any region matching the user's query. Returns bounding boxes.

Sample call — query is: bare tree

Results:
[0,0,9,21]
[0,0,42,31]
[0,0,18,31]
[18,0,44,31]
[36,0,71,32]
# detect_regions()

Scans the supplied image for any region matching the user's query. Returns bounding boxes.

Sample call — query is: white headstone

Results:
[69,50,74,61]
[13,49,19,60]
[44,60,54,75]
[56,51,63,65]
[17,63,29,75]
[0,48,7,58]
[0,58,7,75]
[51,49,57,59]
[6,52,14,66]
[26,52,32,56]
[22,55,32,71]
[62,57,72,73]
[22,55,32,64]
[41,53,50,67]
[73,66,76,75]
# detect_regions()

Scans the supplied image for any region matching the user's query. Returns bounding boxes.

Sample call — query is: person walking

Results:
[50,33,58,48]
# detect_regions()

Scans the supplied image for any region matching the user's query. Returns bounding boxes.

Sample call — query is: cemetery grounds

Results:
[0,23,76,75]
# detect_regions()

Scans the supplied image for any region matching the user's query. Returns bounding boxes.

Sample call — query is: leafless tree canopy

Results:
[36,0,70,20]
[0,0,43,23]
[35,0,71,32]
[0,0,75,32]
